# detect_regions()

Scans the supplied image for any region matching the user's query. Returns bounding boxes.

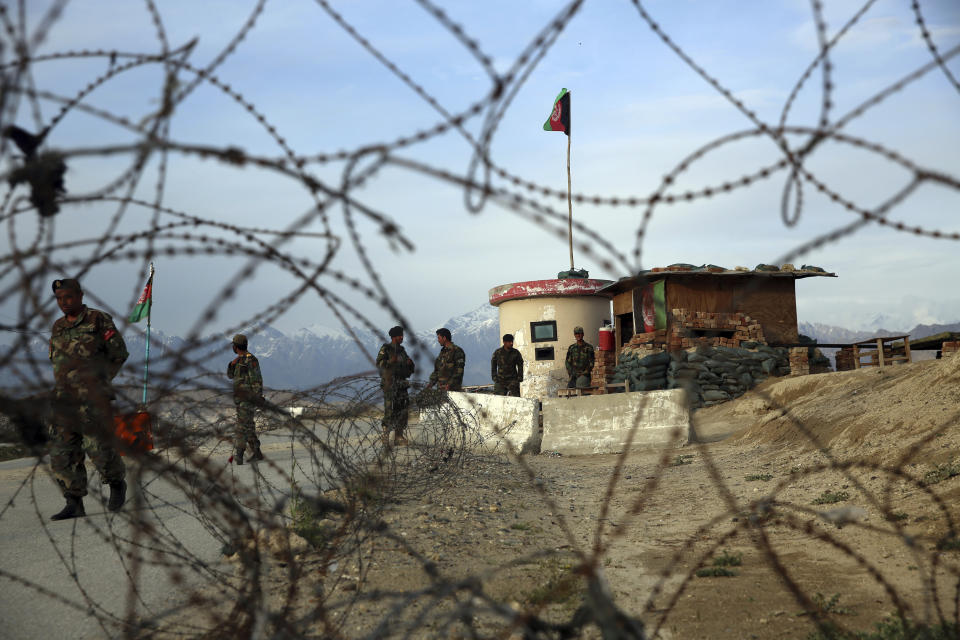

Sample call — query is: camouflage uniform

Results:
[49,306,128,498]
[565,341,595,389]
[376,342,415,439]
[228,352,263,453]
[429,343,466,391]
[491,346,524,396]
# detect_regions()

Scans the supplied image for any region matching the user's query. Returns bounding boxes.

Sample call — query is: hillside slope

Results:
[696,353,960,466]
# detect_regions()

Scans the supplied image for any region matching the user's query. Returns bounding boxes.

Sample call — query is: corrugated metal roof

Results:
[597,265,837,294]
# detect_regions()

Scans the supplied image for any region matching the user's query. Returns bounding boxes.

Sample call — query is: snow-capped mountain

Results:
[0,305,501,392]
[797,320,960,345]
[5,308,954,394]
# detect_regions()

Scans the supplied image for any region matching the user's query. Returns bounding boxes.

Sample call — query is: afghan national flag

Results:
[542,88,570,135]
[641,280,666,333]
[128,274,152,323]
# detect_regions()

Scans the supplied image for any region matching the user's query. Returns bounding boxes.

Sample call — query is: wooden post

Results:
[876,338,885,367]
[903,337,912,364]
[853,343,861,369]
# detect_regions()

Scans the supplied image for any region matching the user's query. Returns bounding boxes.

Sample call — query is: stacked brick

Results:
[590,349,618,393]
[942,341,959,359]
[836,347,855,371]
[623,310,766,353]
[668,309,765,350]
[789,347,810,376]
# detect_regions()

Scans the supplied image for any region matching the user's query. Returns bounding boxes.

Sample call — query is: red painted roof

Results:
[488,279,612,306]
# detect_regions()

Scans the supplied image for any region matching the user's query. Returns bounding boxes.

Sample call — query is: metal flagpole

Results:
[566,133,573,270]
[141,262,154,408]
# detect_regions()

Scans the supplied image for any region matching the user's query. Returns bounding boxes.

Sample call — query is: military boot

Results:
[235,450,245,465]
[51,496,86,521]
[250,446,265,462]
[107,479,127,512]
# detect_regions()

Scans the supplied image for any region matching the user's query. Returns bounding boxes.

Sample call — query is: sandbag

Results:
[637,351,671,367]
[702,389,731,402]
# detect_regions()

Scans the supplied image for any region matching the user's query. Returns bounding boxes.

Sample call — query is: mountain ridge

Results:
[3,311,956,392]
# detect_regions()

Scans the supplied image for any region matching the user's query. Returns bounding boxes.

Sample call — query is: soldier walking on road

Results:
[376,326,415,445]
[48,278,129,520]
[491,334,523,396]
[227,334,265,465]
[425,328,465,392]
[565,326,595,389]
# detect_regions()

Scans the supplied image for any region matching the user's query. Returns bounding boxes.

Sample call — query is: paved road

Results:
[0,423,371,639]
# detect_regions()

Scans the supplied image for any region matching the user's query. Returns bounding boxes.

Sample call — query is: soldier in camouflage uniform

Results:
[48,278,128,520]
[565,326,595,389]
[425,327,465,392]
[491,334,524,396]
[376,326,415,445]
[227,334,265,465]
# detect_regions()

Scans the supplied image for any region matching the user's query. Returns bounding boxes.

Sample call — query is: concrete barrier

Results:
[417,392,541,455]
[541,389,690,455]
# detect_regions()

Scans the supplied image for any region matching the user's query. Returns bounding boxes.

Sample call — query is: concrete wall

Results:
[417,391,540,455]
[498,296,612,399]
[541,389,690,455]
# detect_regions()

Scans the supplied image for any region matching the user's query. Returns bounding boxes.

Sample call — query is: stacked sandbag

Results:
[665,343,791,408]
[610,349,670,391]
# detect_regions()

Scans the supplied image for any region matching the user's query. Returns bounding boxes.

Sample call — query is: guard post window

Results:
[530,320,557,343]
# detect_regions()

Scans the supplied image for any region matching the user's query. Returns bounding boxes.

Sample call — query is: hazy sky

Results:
[2,0,959,343]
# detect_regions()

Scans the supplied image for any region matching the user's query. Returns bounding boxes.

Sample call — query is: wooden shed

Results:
[597,265,836,351]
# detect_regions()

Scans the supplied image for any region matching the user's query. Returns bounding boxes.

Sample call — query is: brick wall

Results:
[789,347,810,376]
[625,309,767,353]
[590,349,618,393]
[943,341,959,358]
[836,347,855,371]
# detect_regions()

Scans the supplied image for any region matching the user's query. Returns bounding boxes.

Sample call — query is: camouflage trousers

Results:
[50,393,125,499]
[493,379,521,396]
[382,388,410,437]
[234,400,261,453]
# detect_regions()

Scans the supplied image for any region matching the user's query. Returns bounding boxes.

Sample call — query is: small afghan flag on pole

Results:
[542,88,570,135]
[129,271,153,323]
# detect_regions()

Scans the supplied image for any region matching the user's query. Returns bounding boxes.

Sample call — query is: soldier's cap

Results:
[503,334,514,342]
[573,326,584,335]
[388,325,404,338]
[232,333,248,347]
[52,278,82,294]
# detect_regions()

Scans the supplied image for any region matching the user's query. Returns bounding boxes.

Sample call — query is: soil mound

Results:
[697,354,960,465]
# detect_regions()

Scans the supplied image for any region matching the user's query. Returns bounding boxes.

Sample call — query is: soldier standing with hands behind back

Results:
[376,326,415,445]
[565,326,595,389]
[228,334,265,465]
[48,278,128,520]
[491,334,523,396]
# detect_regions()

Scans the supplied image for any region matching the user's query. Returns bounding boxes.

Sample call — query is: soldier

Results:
[491,334,524,396]
[565,326,595,389]
[376,326,415,445]
[227,334,265,465]
[425,328,465,392]
[48,278,128,520]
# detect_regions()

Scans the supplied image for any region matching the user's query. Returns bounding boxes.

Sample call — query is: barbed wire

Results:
[1,0,958,638]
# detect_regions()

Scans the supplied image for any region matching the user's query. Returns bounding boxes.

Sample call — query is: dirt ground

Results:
[249,354,960,639]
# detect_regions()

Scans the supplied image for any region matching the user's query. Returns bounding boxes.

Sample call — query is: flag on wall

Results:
[641,280,666,333]
[128,273,153,323]
[542,88,570,135]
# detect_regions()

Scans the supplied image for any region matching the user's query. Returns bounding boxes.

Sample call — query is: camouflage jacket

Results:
[429,343,466,390]
[49,306,128,400]
[228,352,263,403]
[376,342,415,391]
[491,346,524,383]
[565,341,595,377]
